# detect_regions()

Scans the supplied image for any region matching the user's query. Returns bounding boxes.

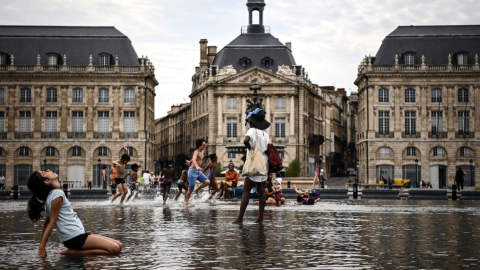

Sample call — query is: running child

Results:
[27,170,122,257]
[174,163,189,201]
[160,160,174,205]
[125,163,141,202]
[184,139,210,205]
[110,146,131,204]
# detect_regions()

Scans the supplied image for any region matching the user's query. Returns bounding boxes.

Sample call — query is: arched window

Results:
[379,147,390,157]
[72,146,82,157]
[460,147,471,157]
[48,54,58,65]
[98,147,108,157]
[46,147,56,157]
[239,57,251,69]
[403,53,415,65]
[19,147,30,157]
[99,54,110,66]
[457,53,468,65]
[252,10,260,24]
[433,147,443,157]
[262,57,274,69]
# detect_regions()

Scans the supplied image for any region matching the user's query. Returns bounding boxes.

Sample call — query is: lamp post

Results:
[415,159,419,188]
[470,159,474,190]
[98,158,103,189]
[43,158,47,171]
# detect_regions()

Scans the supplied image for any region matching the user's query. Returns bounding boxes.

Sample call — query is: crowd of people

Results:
[25,107,323,257]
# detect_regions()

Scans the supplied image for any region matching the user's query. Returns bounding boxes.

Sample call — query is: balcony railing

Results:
[17,66,34,71]
[43,65,60,71]
[456,132,474,139]
[14,132,32,139]
[41,132,58,139]
[402,132,420,138]
[376,132,393,138]
[69,66,87,72]
[361,63,480,74]
[429,132,447,138]
[95,66,113,72]
[120,132,138,139]
[0,65,7,71]
[0,64,152,74]
[68,132,86,139]
[95,132,111,139]
[274,137,286,143]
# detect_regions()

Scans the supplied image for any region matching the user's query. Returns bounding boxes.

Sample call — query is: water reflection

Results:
[1,200,480,269]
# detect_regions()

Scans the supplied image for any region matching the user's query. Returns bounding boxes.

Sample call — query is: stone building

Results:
[155,0,357,177]
[355,25,479,188]
[0,26,158,188]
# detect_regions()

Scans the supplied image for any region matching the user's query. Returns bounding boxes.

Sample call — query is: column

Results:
[86,86,94,138]
[113,86,120,139]
[420,86,428,138]
[60,86,68,138]
[241,95,247,135]
[447,86,455,138]
[394,86,401,138]
[34,86,42,138]
[290,95,295,142]
[217,95,222,139]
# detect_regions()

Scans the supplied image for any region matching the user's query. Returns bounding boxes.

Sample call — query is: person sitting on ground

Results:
[273,178,283,206]
[255,174,285,205]
[174,163,189,201]
[125,163,141,202]
[293,185,320,205]
[27,170,122,257]
[161,160,174,205]
[219,162,238,199]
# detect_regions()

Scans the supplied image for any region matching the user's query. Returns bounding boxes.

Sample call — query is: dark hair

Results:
[121,154,131,162]
[209,154,217,161]
[27,171,54,222]
[306,198,315,205]
[103,166,107,170]
[195,138,206,149]
[166,160,173,167]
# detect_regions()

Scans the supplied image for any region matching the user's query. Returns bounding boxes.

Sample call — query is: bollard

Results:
[389,180,393,190]
[13,185,19,200]
[287,181,291,188]
[112,183,117,195]
[353,182,358,199]
[452,184,457,201]
[63,183,69,199]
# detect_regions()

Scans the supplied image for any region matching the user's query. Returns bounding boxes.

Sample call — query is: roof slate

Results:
[213,33,296,73]
[375,25,480,65]
[0,26,140,66]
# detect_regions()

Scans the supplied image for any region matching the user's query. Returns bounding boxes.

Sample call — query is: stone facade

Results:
[355,27,479,188]
[0,27,158,188]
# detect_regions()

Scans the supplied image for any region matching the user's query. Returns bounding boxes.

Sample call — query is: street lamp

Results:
[470,159,474,190]
[98,158,102,189]
[415,159,419,188]
[43,158,47,171]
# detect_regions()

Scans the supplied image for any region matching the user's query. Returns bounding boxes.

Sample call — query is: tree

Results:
[285,157,301,177]
[215,162,223,177]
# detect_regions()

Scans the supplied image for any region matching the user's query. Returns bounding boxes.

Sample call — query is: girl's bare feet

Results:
[232,219,242,224]
[254,218,263,223]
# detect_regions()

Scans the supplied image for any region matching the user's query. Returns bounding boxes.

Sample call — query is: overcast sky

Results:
[2,0,479,118]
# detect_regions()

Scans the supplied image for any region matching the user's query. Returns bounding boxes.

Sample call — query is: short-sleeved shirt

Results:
[46,189,85,242]
[245,128,270,182]
[0,176,5,184]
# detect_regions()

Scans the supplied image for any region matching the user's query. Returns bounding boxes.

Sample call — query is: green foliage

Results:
[215,162,223,177]
[285,157,301,177]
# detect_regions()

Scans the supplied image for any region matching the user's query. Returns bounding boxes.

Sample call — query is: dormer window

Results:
[262,57,274,69]
[457,53,468,65]
[239,57,251,69]
[48,54,58,65]
[99,54,110,66]
[404,53,415,65]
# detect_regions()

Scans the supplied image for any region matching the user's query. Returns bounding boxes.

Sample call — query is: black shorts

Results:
[63,233,91,250]
[163,179,173,187]
[115,178,126,185]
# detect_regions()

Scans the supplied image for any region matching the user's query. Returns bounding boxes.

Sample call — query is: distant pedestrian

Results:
[161,160,174,205]
[87,181,92,190]
[184,139,210,205]
[0,174,5,191]
[319,169,328,188]
[455,167,467,193]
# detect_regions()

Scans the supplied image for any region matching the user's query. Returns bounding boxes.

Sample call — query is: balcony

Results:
[41,132,58,139]
[121,132,138,139]
[456,131,474,139]
[68,132,86,139]
[402,132,420,138]
[274,137,286,143]
[376,132,393,138]
[360,62,480,75]
[428,132,447,138]
[0,64,154,75]
[226,137,239,142]
[14,132,32,139]
[95,132,111,139]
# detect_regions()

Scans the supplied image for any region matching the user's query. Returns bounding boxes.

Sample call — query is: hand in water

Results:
[38,247,47,257]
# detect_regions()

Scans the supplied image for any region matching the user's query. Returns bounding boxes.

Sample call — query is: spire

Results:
[246,0,266,33]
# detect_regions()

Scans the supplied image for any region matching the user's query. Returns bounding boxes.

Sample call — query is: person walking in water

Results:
[174,163,190,202]
[27,170,122,257]
[455,166,467,193]
[184,139,210,205]
[125,163,141,202]
[204,153,219,200]
[233,108,270,224]
[110,146,131,204]
[160,160,174,205]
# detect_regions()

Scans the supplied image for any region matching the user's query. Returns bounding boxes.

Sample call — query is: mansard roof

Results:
[212,33,296,73]
[374,25,480,65]
[0,25,140,65]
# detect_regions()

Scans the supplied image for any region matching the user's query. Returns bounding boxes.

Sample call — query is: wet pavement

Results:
[1,196,480,269]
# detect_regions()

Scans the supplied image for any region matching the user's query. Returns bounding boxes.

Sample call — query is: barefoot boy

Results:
[110,146,131,204]
[184,139,210,205]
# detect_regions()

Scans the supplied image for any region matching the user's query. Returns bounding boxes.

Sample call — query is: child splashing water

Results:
[27,170,122,257]
[273,178,283,206]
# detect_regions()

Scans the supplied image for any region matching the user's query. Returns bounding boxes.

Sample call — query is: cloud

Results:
[1,0,479,117]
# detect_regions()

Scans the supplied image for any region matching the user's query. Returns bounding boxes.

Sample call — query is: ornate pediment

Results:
[221,67,295,85]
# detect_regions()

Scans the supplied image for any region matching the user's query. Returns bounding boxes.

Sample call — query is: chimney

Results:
[207,46,217,67]
[199,39,208,70]
[286,42,292,51]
